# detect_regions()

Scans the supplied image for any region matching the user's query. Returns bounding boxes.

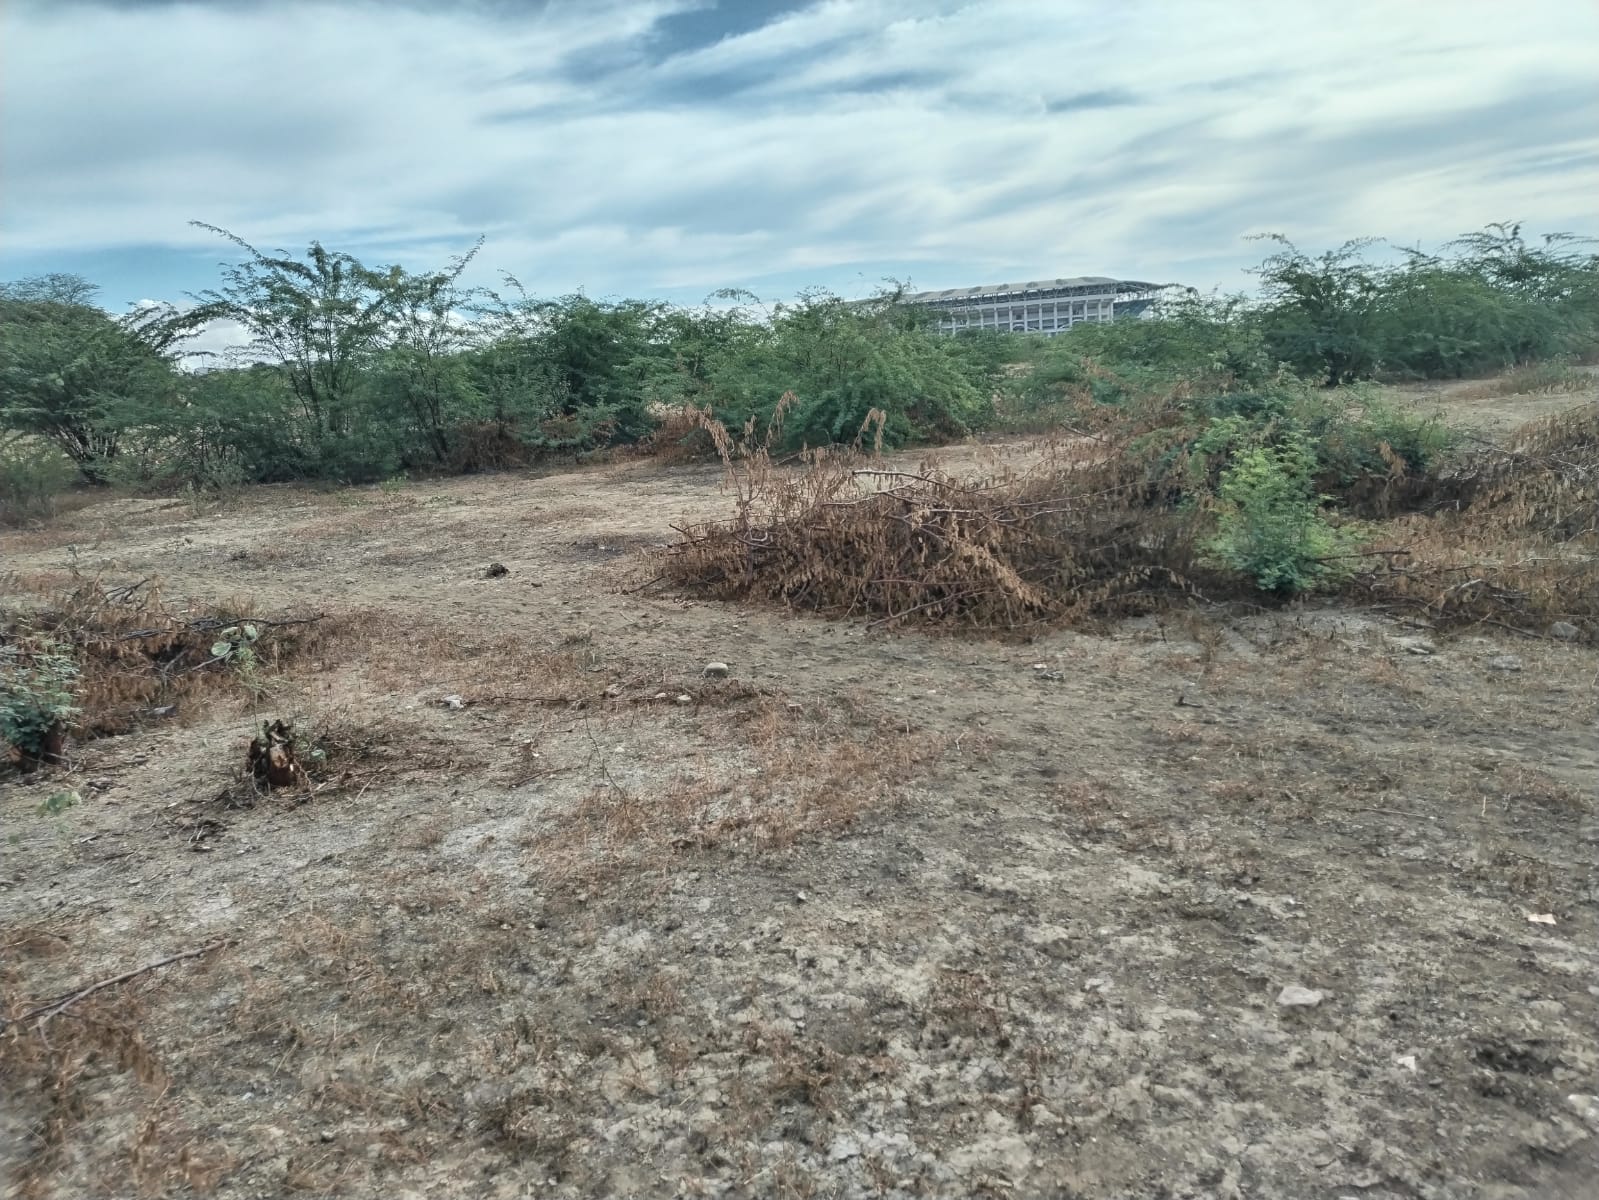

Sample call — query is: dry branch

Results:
[2,939,232,1030]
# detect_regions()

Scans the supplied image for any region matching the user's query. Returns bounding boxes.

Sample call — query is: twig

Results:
[478,694,587,706]
[2,938,232,1030]
[621,573,666,594]
[1344,807,1435,821]
[102,577,152,603]
[579,713,629,799]
[1312,548,1412,562]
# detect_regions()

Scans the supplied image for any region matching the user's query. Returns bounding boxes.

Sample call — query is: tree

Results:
[693,288,992,450]
[0,275,176,482]
[1252,236,1384,385]
[365,244,485,465]
[180,225,469,435]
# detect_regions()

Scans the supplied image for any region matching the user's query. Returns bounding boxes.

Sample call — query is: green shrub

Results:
[692,290,994,451]
[1204,435,1357,594]
[1,637,79,766]
[0,436,76,526]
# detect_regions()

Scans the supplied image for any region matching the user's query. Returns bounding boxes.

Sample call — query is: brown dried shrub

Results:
[446,420,533,473]
[1343,404,1598,637]
[636,404,714,463]
[1,576,332,743]
[658,403,1226,632]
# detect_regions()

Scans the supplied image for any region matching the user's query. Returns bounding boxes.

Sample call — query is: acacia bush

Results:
[3,223,1593,491]
[679,290,997,453]
[1203,435,1357,594]
[0,635,77,768]
[0,275,177,483]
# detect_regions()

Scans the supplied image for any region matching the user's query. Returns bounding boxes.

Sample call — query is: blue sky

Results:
[3,0,1597,328]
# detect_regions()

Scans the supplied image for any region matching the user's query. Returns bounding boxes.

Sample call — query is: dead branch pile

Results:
[1,576,328,739]
[1345,404,1598,637]
[661,399,1597,640]
[660,406,1225,631]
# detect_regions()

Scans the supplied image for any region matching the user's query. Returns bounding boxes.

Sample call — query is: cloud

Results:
[0,0,1595,315]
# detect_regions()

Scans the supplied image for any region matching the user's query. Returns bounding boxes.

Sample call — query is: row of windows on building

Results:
[929,297,1114,335]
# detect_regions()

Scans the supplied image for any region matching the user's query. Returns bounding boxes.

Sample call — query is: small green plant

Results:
[37,789,80,817]
[211,623,266,698]
[1,637,79,766]
[1204,435,1358,594]
[379,473,408,493]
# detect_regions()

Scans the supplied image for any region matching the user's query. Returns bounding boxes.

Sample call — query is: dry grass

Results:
[660,404,1220,633]
[1345,404,1598,637]
[521,701,948,890]
[1452,361,1593,400]
[0,945,233,1200]
[2,576,338,764]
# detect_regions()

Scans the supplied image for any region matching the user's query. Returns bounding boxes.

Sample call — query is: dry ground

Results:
[2,382,1597,1200]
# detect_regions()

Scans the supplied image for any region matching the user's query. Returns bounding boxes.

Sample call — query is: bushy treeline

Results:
[1,222,1594,510]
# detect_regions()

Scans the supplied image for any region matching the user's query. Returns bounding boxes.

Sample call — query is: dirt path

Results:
[3,431,1596,1199]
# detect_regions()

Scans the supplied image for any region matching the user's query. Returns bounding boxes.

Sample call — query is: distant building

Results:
[904,275,1164,336]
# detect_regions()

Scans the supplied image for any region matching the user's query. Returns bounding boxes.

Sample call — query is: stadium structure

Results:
[903,276,1164,336]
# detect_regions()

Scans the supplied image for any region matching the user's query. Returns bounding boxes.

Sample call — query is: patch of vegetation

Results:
[0,577,330,768]
[0,435,78,526]
[1203,435,1358,594]
[0,634,78,769]
[2,222,1593,495]
[660,376,1596,636]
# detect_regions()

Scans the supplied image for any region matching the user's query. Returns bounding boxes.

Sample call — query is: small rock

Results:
[1567,1094,1599,1130]
[484,562,509,578]
[674,694,693,706]
[653,692,669,701]
[1082,977,1109,993]
[1276,984,1325,1008]
[795,890,808,903]
[1549,621,1579,641]
[702,661,730,678]
[1395,1054,1417,1072]
[319,1130,336,1143]
[828,1135,861,1162]
[1389,635,1435,656]
[148,704,179,719]
[439,695,465,710]
[1488,654,1523,672]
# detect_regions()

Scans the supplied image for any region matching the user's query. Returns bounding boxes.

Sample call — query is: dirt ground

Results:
[2,383,1597,1200]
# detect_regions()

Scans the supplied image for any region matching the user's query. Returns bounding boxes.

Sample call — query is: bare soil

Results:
[3,387,1597,1199]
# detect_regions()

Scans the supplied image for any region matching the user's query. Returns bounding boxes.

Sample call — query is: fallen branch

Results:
[2,938,232,1030]
[1312,547,1412,562]
[477,694,588,707]
[109,613,326,643]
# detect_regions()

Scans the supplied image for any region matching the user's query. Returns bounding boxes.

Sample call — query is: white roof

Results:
[904,276,1161,303]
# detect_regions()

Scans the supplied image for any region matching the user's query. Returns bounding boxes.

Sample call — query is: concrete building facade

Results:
[904,275,1163,336]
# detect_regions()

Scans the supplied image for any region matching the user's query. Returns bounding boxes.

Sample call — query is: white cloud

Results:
[2,0,1595,304]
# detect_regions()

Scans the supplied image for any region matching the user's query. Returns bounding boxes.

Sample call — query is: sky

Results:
[3,0,1597,321]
